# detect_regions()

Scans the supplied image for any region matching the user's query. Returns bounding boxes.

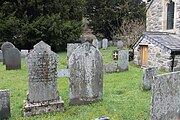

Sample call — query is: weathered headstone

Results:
[21,50,29,58]
[24,41,64,116]
[67,43,80,60]
[98,40,102,49]
[92,39,99,48]
[102,39,108,50]
[1,42,15,65]
[69,42,103,105]
[151,71,180,120]
[57,69,69,78]
[142,67,157,91]
[0,50,3,62]
[5,47,21,70]
[104,62,118,73]
[0,90,10,120]
[118,50,129,71]
[117,41,124,49]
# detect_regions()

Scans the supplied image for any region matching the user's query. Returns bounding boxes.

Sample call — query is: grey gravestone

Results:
[151,71,180,120]
[57,69,69,78]
[67,43,80,60]
[92,39,99,48]
[69,42,103,105]
[0,50,3,62]
[21,50,29,58]
[104,62,118,73]
[118,50,129,71]
[108,41,113,47]
[24,41,64,116]
[0,90,10,120]
[102,39,108,50]
[5,47,21,70]
[1,42,15,65]
[117,41,124,49]
[142,67,157,91]
[98,41,102,49]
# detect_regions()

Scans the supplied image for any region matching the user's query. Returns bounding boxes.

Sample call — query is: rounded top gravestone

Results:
[1,42,15,65]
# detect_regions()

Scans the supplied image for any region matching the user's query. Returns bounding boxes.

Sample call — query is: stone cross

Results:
[5,47,21,70]
[102,39,108,50]
[24,41,64,116]
[151,71,180,120]
[0,90,10,120]
[1,42,15,65]
[118,50,129,71]
[69,42,104,105]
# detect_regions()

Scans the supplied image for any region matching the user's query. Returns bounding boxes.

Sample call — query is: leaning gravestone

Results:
[0,50,3,62]
[151,71,180,120]
[5,47,21,70]
[69,42,103,105]
[102,39,108,50]
[67,43,80,60]
[0,90,10,120]
[24,41,64,116]
[92,39,99,48]
[118,50,129,71]
[117,41,124,49]
[1,42,15,65]
[142,67,157,91]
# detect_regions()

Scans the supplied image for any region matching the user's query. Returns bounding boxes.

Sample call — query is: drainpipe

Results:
[171,51,176,72]
[145,0,155,13]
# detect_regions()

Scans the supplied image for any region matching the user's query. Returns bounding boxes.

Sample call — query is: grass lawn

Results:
[0,47,151,120]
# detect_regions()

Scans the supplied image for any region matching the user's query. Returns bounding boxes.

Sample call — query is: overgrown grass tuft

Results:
[0,47,151,120]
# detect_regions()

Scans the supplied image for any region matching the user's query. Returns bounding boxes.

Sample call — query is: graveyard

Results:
[0,46,163,120]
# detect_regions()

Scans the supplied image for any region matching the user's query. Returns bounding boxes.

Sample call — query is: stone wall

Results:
[174,55,180,71]
[134,37,172,71]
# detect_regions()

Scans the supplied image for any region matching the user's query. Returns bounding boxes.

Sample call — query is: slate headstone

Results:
[57,69,69,78]
[69,42,103,105]
[117,41,124,49]
[151,71,180,120]
[0,90,10,120]
[98,40,102,49]
[1,42,15,65]
[102,39,108,50]
[118,50,129,71]
[104,62,118,73]
[67,43,80,60]
[92,39,99,48]
[21,50,29,58]
[24,41,64,116]
[0,50,3,62]
[5,47,21,70]
[142,67,157,91]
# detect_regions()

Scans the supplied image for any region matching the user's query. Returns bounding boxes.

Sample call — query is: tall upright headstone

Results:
[151,72,180,120]
[102,39,108,50]
[5,47,21,70]
[92,39,99,48]
[142,67,157,91]
[24,41,64,116]
[69,42,103,105]
[67,43,80,60]
[1,42,15,65]
[0,90,10,120]
[118,50,129,71]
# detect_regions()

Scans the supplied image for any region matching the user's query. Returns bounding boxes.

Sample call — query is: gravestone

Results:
[57,69,69,78]
[142,67,157,91]
[113,50,119,60]
[1,42,15,65]
[5,47,21,70]
[24,41,64,116]
[67,43,80,60]
[117,41,124,49]
[21,50,29,58]
[98,40,102,49]
[0,50,3,62]
[118,50,129,71]
[104,62,118,73]
[151,71,180,120]
[69,42,103,105]
[102,39,108,50]
[108,41,113,47]
[92,39,99,48]
[0,90,10,120]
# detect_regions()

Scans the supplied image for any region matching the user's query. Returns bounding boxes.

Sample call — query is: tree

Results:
[0,0,86,51]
